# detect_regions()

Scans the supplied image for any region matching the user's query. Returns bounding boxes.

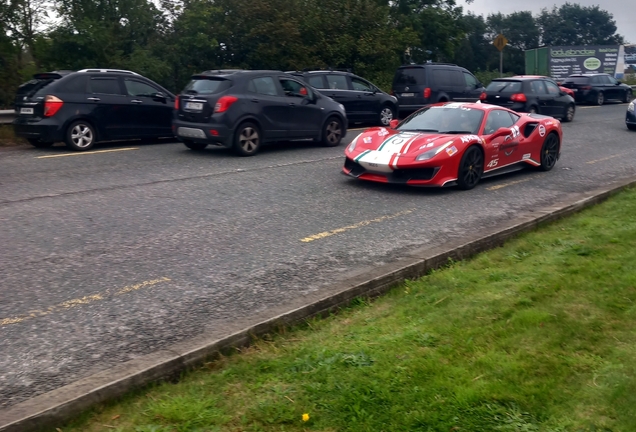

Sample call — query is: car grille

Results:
[345,158,439,182]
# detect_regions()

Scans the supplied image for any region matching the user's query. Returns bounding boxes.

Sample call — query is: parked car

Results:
[391,63,485,116]
[480,76,576,122]
[289,69,398,126]
[343,102,562,189]
[173,70,347,156]
[627,99,636,131]
[560,73,632,105]
[13,69,175,151]
[513,75,575,98]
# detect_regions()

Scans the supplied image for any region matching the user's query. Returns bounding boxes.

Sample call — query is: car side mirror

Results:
[491,126,512,139]
[152,92,167,101]
[476,82,483,89]
[389,119,399,129]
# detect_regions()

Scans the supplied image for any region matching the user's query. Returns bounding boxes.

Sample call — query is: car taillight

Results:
[43,95,63,117]
[175,96,180,110]
[511,93,527,102]
[423,88,431,98]
[214,96,238,113]
[479,92,486,100]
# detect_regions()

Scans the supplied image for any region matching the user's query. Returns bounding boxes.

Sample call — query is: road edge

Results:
[2,176,636,431]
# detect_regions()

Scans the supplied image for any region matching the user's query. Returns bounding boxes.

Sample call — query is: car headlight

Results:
[416,140,453,161]
[629,101,635,113]
[347,134,361,152]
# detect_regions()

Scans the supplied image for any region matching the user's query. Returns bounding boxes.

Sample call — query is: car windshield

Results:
[486,80,522,93]
[183,78,231,95]
[398,105,484,134]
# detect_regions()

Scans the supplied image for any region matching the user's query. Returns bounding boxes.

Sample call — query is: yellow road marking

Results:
[300,209,413,243]
[0,277,170,327]
[586,153,629,165]
[36,147,138,159]
[579,106,600,109]
[487,177,532,191]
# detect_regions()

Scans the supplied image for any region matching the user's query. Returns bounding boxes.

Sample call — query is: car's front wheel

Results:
[27,138,54,148]
[65,120,96,151]
[562,104,575,122]
[321,116,343,147]
[539,132,559,171]
[457,145,484,190]
[233,122,261,156]
[596,91,604,106]
[623,90,632,103]
[379,105,396,126]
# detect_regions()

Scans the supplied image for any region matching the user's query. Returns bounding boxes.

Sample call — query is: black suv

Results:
[391,63,484,116]
[480,77,576,122]
[173,70,348,156]
[561,73,633,105]
[13,69,175,151]
[289,70,398,126]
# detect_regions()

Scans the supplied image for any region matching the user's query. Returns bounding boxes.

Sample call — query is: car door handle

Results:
[251,99,259,103]
[288,103,296,107]
[131,99,143,104]
[87,97,100,102]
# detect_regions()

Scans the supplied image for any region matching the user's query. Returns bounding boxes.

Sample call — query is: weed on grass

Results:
[64,188,636,432]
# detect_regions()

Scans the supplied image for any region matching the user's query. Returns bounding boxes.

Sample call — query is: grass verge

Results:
[0,124,26,147]
[63,188,636,432]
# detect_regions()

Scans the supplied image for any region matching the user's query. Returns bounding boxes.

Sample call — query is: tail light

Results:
[511,93,527,102]
[43,95,63,117]
[423,88,431,98]
[214,96,238,113]
[174,96,180,110]
[479,92,486,101]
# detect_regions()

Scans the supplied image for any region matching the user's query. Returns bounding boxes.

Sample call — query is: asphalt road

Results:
[1,103,635,410]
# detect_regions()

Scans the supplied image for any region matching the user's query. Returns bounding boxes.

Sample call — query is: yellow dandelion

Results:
[302,413,310,422]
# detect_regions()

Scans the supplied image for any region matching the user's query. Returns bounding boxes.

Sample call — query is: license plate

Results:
[185,102,203,110]
[177,127,206,139]
[20,108,34,115]
[401,93,415,97]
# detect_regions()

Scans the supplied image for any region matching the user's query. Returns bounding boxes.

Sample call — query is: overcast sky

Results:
[461,0,636,45]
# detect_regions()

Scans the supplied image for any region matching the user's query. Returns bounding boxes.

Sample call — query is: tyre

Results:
[184,141,208,151]
[538,132,559,172]
[379,105,396,126]
[65,120,96,151]
[623,90,632,103]
[233,122,261,156]
[529,106,538,114]
[321,116,343,147]
[27,138,54,148]
[595,91,604,106]
[562,104,575,122]
[457,145,484,190]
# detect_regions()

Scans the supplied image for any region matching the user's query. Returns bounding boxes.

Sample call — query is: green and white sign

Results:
[549,45,620,80]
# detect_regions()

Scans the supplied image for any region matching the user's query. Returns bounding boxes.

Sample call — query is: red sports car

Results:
[343,102,562,189]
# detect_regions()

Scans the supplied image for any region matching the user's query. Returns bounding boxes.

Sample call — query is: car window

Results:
[591,76,602,84]
[88,77,123,95]
[432,69,454,86]
[393,68,426,86]
[247,77,278,96]
[124,79,160,97]
[57,75,88,94]
[484,109,515,135]
[463,72,478,88]
[351,77,373,91]
[308,76,325,89]
[325,74,348,90]
[279,78,310,97]
[609,76,619,85]
[485,80,522,93]
[183,78,231,95]
[448,70,464,87]
[397,105,484,134]
[564,77,589,85]
[530,80,547,94]
[545,81,560,95]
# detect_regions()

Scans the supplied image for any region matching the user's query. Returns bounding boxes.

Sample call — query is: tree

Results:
[487,11,538,74]
[537,2,624,46]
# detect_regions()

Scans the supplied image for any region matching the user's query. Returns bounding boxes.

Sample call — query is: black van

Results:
[391,63,484,116]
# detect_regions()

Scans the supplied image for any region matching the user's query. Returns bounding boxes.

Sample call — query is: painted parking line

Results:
[586,153,630,165]
[36,147,139,159]
[0,277,171,327]
[301,209,414,243]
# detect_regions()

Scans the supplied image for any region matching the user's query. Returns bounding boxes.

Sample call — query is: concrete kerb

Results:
[2,175,636,431]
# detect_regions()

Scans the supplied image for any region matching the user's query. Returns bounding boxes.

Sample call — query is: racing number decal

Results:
[487,159,499,169]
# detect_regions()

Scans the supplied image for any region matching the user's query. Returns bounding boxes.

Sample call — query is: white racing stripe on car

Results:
[356,150,394,173]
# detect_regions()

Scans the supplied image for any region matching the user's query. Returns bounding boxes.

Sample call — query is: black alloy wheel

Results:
[233,122,261,156]
[539,133,559,171]
[562,104,575,122]
[321,116,343,147]
[457,145,484,190]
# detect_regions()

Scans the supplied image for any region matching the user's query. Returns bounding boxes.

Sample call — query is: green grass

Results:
[0,124,26,146]
[63,188,636,432]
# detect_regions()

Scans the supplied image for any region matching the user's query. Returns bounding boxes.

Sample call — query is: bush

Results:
[474,70,515,86]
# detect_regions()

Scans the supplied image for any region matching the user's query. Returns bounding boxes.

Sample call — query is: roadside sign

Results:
[494,34,508,52]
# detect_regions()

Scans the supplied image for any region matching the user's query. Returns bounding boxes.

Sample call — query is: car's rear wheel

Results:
[379,105,396,126]
[539,132,559,171]
[457,145,484,190]
[562,104,575,122]
[623,90,632,103]
[596,91,604,106]
[321,116,343,147]
[27,138,54,148]
[184,141,208,151]
[65,120,96,151]
[233,122,261,156]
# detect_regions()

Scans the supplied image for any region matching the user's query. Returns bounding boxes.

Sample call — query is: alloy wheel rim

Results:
[542,135,558,168]
[567,106,574,121]
[598,93,604,104]
[326,121,341,144]
[239,127,258,152]
[462,149,483,187]
[72,124,93,148]
[380,108,393,125]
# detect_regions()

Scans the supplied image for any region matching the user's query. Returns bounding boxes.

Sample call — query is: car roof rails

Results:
[77,68,140,75]
[200,69,245,74]
[401,62,458,67]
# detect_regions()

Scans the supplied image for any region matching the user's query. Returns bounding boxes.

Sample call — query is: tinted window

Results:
[545,81,560,95]
[530,80,547,94]
[563,77,589,84]
[89,78,122,95]
[247,77,278,96]
[124,79,159,97]
[484,109,515,135]
[609,76,619,85]
[598,75,612,84]
[591,76,602,84]
[448,70,464,86]
[183,78,231,95]
[432,69,454,86]
[463,72,478,88]
[308,76,325,88]
[485,80,522,93]
[398,105,484,134]
[325,74,348,90]
[393,68,426,86]
[351,77,373,91]
[280,78,311,97]
[18,78,59,98]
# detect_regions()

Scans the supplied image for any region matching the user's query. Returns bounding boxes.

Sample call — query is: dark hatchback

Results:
[173,70,348,156]
[480,77,576,122]
[289,70,398,126]
[13,69,175,150]
[561,73,632,105]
